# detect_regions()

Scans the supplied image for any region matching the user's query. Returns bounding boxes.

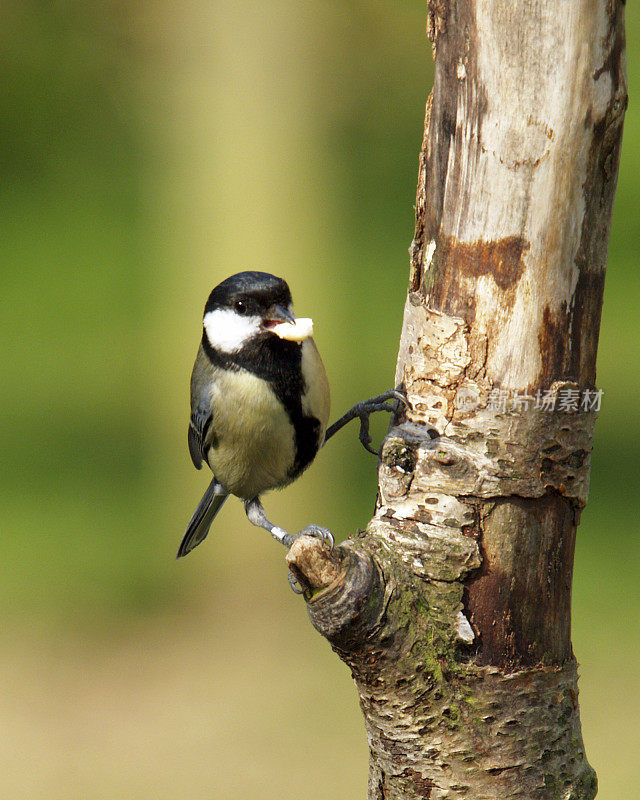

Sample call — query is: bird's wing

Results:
[188,345,218,470]
[188,408,212,469]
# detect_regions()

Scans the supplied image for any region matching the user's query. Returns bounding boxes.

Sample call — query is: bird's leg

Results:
[323,389,409,455]
[244,499,335,551]
[244,497,291,545]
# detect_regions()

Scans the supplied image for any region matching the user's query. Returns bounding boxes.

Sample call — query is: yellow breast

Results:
[206,369,297,499]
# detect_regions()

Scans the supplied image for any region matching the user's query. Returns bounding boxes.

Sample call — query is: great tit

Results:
[177,271,332,558]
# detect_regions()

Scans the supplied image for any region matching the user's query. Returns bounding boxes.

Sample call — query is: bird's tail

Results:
[177,479,229,558]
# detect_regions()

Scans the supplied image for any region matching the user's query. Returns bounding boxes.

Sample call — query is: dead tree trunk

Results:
[288,2,627,798]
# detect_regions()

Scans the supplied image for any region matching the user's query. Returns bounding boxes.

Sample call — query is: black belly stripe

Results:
[202,332,321,477]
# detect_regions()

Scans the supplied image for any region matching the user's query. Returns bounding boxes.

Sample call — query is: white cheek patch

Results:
[203,309,261,353]
[272,317,314,342]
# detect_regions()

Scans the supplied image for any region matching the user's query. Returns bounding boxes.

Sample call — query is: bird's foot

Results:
[324,389,409,455]
[282,524,334,551]
[285,525,335,594]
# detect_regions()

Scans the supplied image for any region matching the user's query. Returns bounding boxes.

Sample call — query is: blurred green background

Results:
[0,2,637,798]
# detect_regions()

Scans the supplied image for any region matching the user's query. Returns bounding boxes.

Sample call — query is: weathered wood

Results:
[290,1,626,797]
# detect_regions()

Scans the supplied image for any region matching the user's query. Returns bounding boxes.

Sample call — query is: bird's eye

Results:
[234,300,246,313]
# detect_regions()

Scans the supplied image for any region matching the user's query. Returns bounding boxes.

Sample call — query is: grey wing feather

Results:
[188,345,218,469]
[177,478,229,558]
[188,410,211,469]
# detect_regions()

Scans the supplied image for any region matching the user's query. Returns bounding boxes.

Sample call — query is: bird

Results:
[177,269,409,561]
[177,270,333,558]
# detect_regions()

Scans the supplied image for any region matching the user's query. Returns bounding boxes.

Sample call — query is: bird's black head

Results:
[204,271,292,318]
[201,271,312,356]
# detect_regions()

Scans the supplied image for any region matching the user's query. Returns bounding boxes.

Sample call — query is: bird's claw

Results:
[355,390,408,412]
[282,525,334,552]
[288,571,306,594]
[324,389,409,455]
[299,524,335,550]
[355,390,409,455]
[284,525,334,594]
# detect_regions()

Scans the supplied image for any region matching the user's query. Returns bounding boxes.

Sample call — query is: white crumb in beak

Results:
[272,317,314,342]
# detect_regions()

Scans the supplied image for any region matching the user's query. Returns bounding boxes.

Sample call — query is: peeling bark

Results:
[290,2,626,797]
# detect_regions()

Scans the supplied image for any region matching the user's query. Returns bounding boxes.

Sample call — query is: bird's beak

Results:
[264,305,314,342]
[269,305,297,325]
